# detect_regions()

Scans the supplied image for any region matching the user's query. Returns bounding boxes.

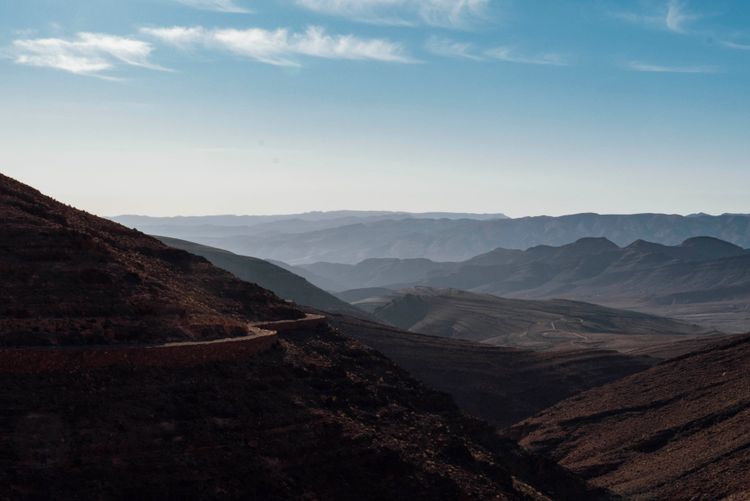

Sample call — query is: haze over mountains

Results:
[156,236,364,317]
[114,212,750,264]
[308,237,750,332]
[360,288,711,353]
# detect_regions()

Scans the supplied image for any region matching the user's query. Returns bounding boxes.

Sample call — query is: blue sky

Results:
[0,0,748,217]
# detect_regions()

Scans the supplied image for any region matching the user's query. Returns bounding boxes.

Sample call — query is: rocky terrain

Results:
[0,173,610,499]
[329,313,656,429]
[511,333,750,500]
[0,323,614,500]
[361,287,712,353]
[0,173,300,346]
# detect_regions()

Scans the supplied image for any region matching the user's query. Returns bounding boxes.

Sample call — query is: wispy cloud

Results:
[174,0,252,14]
[626,61,717,73]
[142,25,415,66]
[722,40,750,51]
[665,0,698,33]
[426,36,567,66]
[11,32,165,79]
[614,0,700,34]
[295,0,490,28]
[425,36,483,60]
[485,46,567,66]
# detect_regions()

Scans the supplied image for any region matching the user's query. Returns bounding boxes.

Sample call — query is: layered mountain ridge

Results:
[116,212,750,264]
[310,237,750,331]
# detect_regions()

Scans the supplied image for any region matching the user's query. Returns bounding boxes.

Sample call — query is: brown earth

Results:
[510,333,750,500]
[0,324,611,500]
[328,313,656,429]
[0,173,301,346]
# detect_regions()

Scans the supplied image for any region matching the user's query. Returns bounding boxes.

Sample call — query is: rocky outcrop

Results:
[510,333,750,499]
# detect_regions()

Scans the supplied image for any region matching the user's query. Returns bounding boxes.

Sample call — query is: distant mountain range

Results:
[114,212,750,264]
[308,237,750,332]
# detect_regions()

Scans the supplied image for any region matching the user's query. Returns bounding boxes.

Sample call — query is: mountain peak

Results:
[563,237,620,253]
[681,236,743,250]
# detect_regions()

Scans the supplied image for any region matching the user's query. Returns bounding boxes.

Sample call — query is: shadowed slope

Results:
[156,236,365,316]
[329,313,656,429]
[0,173,300,346]
[0,320,611,500]
[511,334,750,499]
[0,172,611,499]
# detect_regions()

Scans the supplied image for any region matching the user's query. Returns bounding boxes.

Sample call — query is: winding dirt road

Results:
[0,314,326,374]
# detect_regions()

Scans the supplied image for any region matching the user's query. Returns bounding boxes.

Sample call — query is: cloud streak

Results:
[174,0,252,14]
[426,36,567,66]
[722,40,750,51]
[614,0,700,34]
[425,36,483,60]
[11,32,165,78]
[142,25,415,66]
[295,0,490,28]
[626,61,717,74]
[485,46,567,66]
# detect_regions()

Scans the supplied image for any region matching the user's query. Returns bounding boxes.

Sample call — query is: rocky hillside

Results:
[1,323,617,500]
[0,172,609,499]
[0,173,300,346]
[510,333,750,499]
[329,313,656,429]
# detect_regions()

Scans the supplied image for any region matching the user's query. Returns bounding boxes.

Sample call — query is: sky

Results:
[0,0,748,218]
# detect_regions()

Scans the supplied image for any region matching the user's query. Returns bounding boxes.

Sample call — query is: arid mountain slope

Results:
[0,173,607,499]
[0,324,611,500]
[329,314,656,429]
[156,236,364,316]
[0,173,299,346]
[368,288,711,353]
[511,334,750,500]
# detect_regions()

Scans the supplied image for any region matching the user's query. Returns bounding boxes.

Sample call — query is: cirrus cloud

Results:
[141,25,415,66]
[626,61,717,74]
[11,32,165,78]
[173,0,252,14]
[613,0,701,34]
[426,36,568,66]
[295,0,490,28]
